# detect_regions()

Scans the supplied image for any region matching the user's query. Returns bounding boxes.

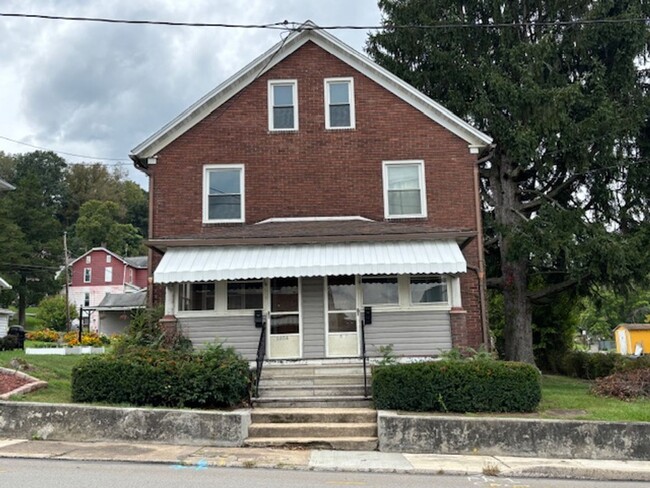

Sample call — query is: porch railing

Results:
[254,324,266,398]
[361,317,369,398]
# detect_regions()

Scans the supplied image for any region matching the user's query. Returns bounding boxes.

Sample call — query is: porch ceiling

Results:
[154,240,466,284]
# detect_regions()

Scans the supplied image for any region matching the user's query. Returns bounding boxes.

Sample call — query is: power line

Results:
[0,13,648,30]
[0,135,130,165]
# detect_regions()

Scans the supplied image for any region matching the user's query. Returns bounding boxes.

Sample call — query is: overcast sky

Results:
[0,1,382,186]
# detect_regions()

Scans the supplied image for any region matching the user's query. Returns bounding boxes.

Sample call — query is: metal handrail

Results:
[361,318,368,398]
[254,324,266,398]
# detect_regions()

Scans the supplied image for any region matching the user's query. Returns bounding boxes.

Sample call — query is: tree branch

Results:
[486,277,504,290]
[519,174,580,212]
[527,278,580,303]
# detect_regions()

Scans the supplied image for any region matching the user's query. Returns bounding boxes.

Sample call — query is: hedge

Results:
[71,344,250,408]
[372,359,541,413]
[555,351,650,380]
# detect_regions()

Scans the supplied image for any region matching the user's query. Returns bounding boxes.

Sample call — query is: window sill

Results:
[268,129,299,134]
[325,126,356,131]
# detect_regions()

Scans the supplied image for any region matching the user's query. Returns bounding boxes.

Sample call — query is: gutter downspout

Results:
[473,151,490,350]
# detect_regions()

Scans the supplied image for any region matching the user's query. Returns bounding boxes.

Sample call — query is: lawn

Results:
[538,374,650,422]
[8,306,44,331]
[0,349,84,403]
[1,352,648,422]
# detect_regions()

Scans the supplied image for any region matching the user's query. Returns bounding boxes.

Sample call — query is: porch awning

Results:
[154,240,466,284]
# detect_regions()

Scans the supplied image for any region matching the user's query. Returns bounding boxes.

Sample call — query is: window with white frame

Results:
[106,254,111,263]
[383,160,427,218]
[84,292,90,307]
[83,268,91,283]
[203,165,245,223]
[361,276,399,305]
[227,280,263,310]
[85,256,91,264]
[410,275,448,304]
[178,283,216,311]
[325,78,355,129]
[105,267,113,283]
[268,80,298,130]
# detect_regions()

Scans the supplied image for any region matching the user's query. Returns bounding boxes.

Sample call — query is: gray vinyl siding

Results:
[364,310,452,357]
[301,277,326,358]
[178,315,259,360]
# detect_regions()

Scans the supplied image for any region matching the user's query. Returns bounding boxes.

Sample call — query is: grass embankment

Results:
[0,349,83,403]
[0,351,648,422]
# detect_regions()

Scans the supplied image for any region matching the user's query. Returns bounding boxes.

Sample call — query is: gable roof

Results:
[131,23,492,166]
[0,178,15,191]
[69,247,148,269]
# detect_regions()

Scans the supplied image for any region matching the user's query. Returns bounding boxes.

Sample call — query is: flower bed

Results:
[0,367,48,399]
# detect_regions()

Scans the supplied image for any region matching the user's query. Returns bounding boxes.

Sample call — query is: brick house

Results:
[130,26,492,367]
[68,248,148,334]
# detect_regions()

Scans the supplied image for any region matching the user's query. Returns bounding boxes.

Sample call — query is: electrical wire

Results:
[0,13,648,30]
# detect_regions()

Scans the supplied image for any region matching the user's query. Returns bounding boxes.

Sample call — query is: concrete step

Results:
[248,422,377,438]
[251,408,376,424]
[261,364,366,378]
[253,396,373,409]
[260,374,369,387]
[257,385,367,398]
[244,436,378,451]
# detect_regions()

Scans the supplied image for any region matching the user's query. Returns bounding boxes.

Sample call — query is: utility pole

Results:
[63,231,71,332]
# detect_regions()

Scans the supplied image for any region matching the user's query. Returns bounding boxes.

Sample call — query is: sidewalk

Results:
[0,438,648,481]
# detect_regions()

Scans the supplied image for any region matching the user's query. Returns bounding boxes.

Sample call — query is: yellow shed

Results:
[614,324,650,355]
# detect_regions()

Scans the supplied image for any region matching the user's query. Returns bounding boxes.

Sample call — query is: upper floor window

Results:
[383,160,427,219]
[268,80,298,131]
[325,78,355,129]
[85,256,91,264]
[83,268,91,283]
[105,267,113,283]
[106,254,111,263]
[203,165,245,223]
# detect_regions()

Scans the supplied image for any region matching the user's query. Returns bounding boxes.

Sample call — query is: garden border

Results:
[0,367,48,400]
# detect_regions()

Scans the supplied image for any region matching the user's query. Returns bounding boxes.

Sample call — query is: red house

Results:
[68,248,148,334]
[131,25,492,404]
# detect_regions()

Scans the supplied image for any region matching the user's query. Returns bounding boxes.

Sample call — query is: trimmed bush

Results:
[71,343,250,408]
[372,359,541,413]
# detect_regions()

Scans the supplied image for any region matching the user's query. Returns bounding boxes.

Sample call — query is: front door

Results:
[326,276,359,357]
[268,277,301,359]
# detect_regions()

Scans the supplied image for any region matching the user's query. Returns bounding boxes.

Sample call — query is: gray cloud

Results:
[0,1,381,185]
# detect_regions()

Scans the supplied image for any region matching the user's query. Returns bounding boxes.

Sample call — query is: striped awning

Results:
[154,240,466,284]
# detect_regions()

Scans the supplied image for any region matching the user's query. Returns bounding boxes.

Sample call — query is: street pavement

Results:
[0,438,648,482]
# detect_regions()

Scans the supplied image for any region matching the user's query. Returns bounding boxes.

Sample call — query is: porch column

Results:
[160,284,179,343]
[450,276,462,307]
[449,276,468,347]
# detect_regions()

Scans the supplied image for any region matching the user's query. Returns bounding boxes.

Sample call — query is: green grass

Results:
[538,375,650,422]
[8,306,44,331]
[0,349,84,403]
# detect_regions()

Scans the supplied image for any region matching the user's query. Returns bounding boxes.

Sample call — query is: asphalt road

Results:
[0,459,646,488]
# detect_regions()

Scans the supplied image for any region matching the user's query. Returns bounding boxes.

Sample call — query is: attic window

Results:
[325,78,355,129]
[268,80,298,131]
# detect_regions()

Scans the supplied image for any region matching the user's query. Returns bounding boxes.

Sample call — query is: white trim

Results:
[407,274,452,308]
[324,77,355,130]
[68,247,146,270]
[256,215,372,224]
[130,24,491,160]
[104,266,113,283]
[83,268,92,283]
[0,178,15,191]
[267,79,299,131]
[202,164,245,224]
[382,160,428,219]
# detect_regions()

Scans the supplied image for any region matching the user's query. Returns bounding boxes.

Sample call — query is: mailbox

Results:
[254,310,264,328]
[364,306,372,325]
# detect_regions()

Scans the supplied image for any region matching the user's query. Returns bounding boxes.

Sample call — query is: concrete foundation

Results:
[378,411,650,460]
[0,401,250,447]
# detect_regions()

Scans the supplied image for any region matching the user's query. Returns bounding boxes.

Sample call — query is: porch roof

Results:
[154,240,466,284]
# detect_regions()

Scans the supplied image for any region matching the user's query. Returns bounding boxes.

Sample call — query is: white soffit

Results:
[154,240,467,284]
[131,24,492,159]
[0,277,11,289]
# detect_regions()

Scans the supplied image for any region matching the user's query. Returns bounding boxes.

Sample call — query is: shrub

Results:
[592,368,650,400]
[26,328,60,343]
[554,351,650,379]
[0,335,20,351]
[372,359,541,413]
[71,342,250,408]
[35,295,78,331]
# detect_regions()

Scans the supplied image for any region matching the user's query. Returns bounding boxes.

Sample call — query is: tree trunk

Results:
[490,155,536,365]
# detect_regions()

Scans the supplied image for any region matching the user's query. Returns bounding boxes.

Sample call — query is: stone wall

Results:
[0,402,250,447]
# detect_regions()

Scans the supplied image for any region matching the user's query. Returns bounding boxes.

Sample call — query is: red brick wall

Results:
[147,41,485,348]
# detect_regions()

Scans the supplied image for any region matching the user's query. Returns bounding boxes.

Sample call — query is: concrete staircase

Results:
[252,363,372,408]
[244,408,378,451]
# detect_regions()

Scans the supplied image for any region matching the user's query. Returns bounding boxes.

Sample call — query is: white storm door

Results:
[326,276,360,357]
[268,277,301,359]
